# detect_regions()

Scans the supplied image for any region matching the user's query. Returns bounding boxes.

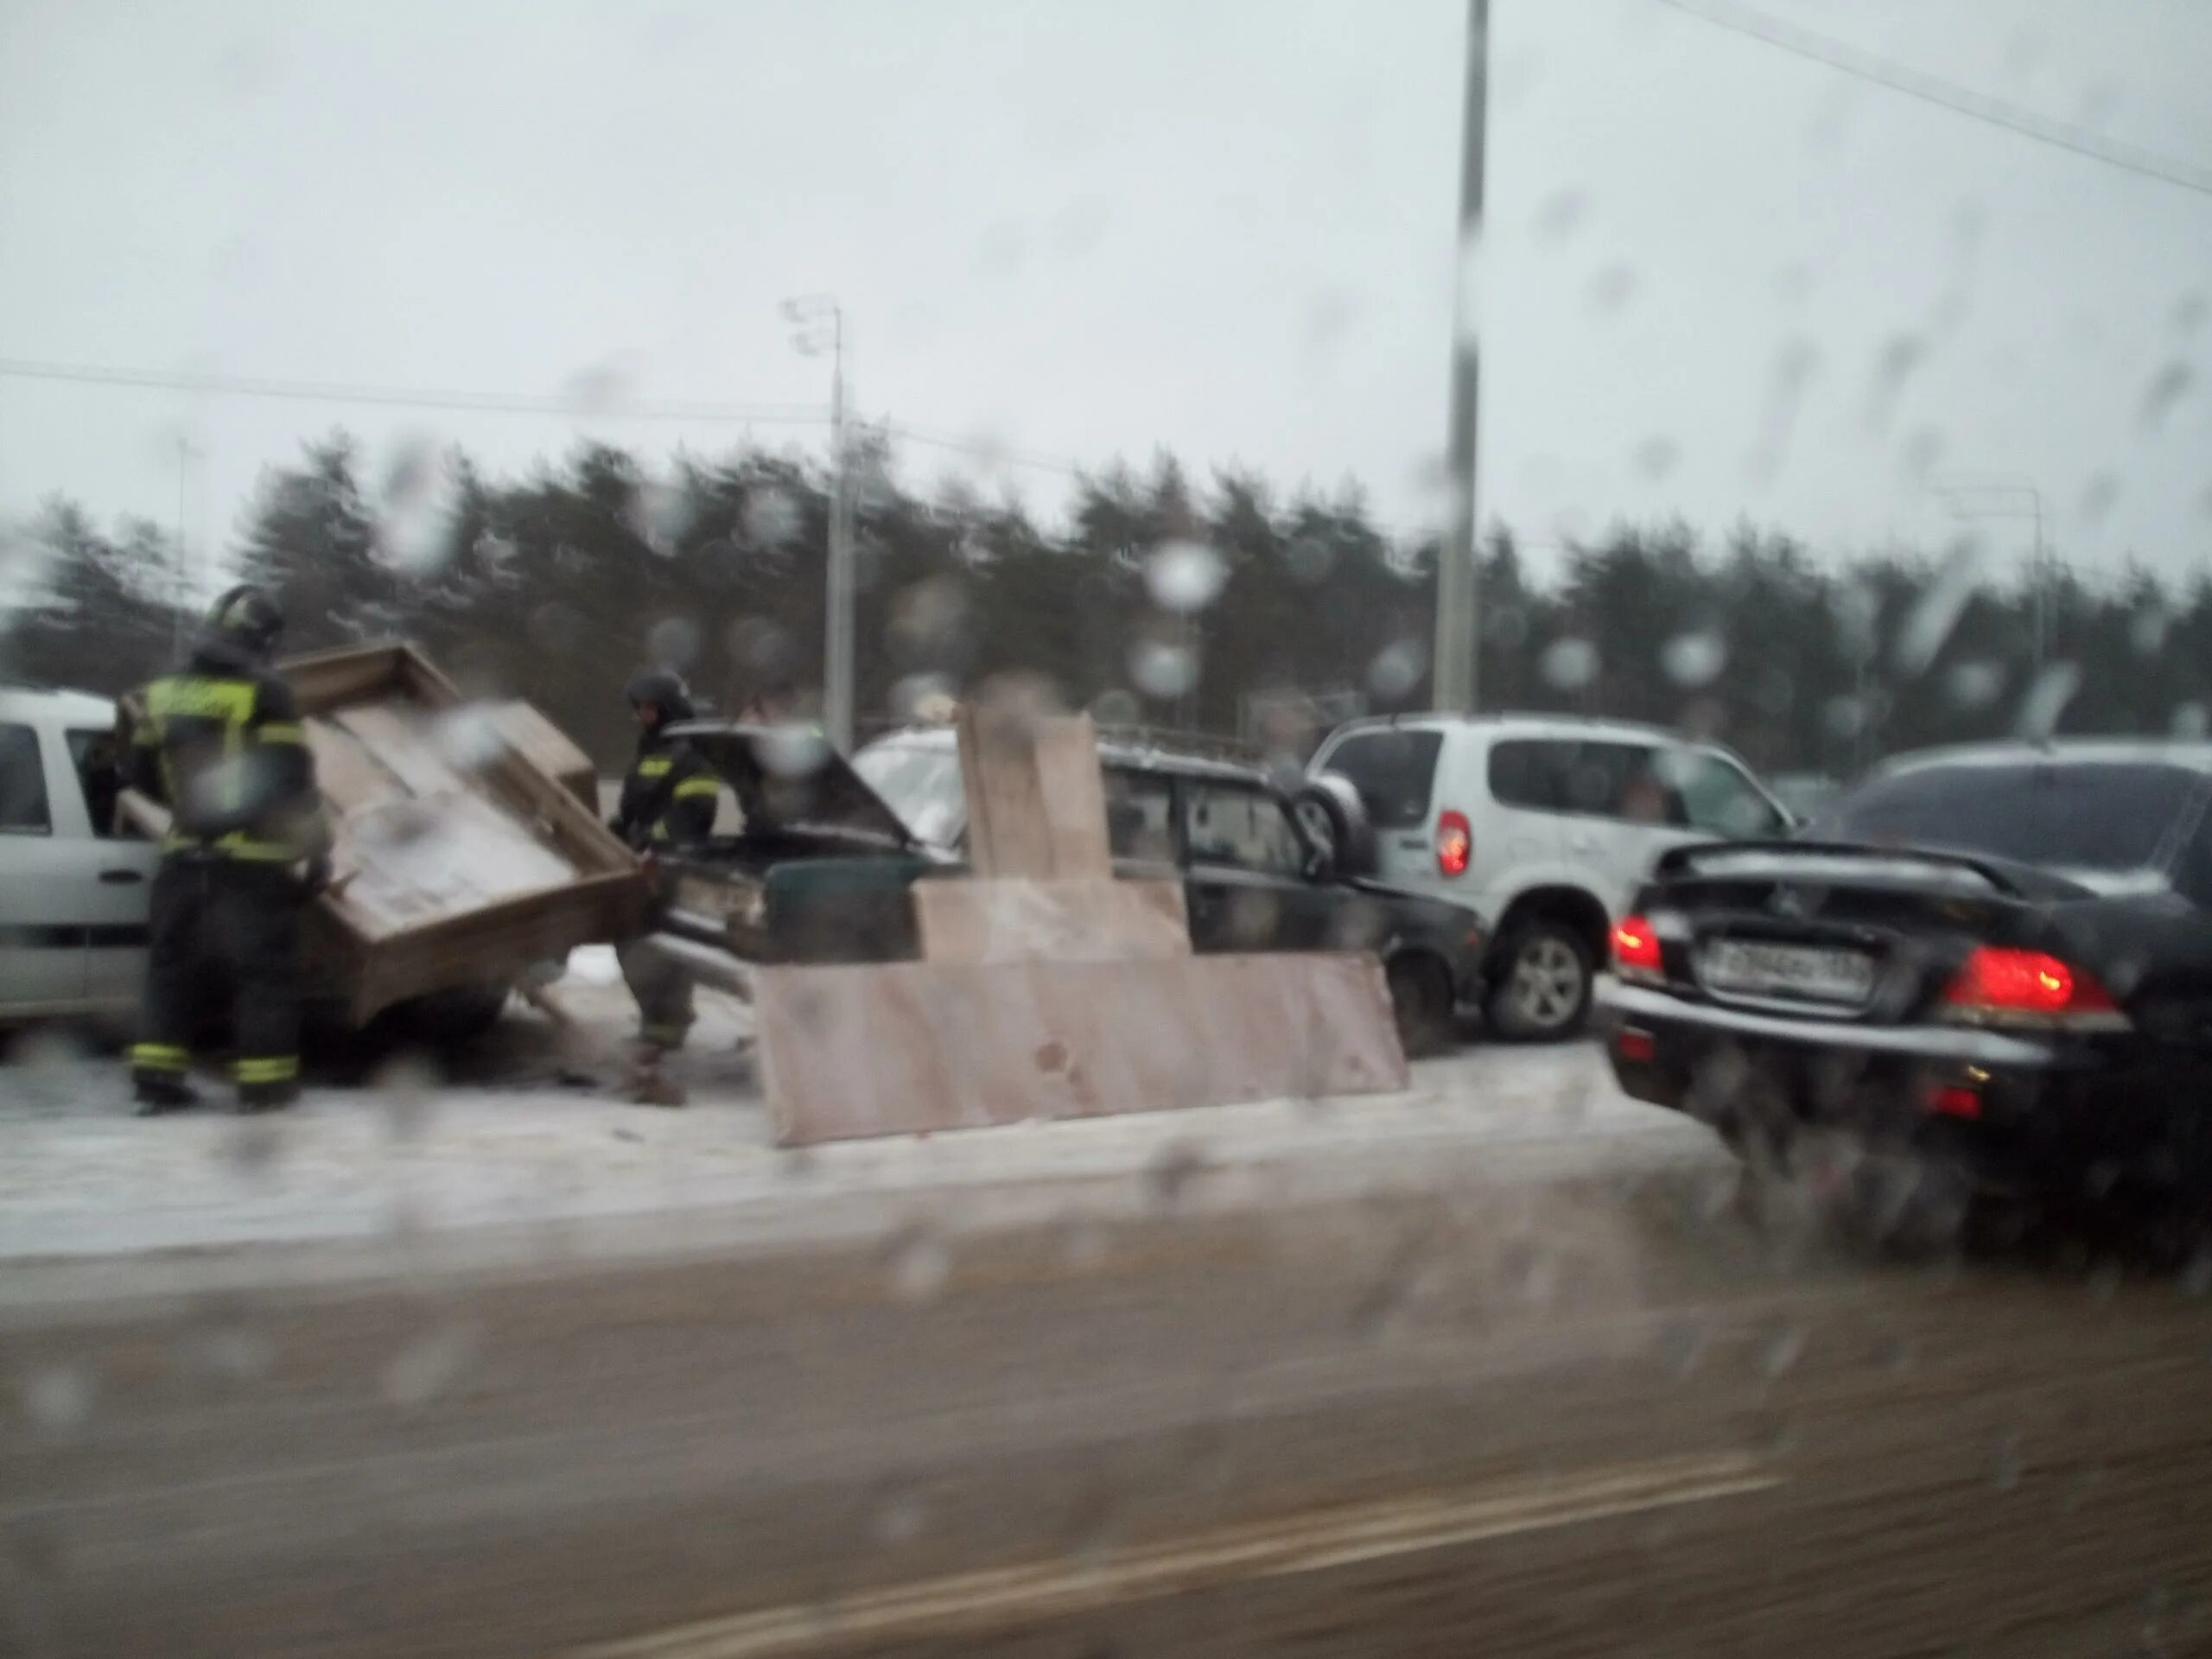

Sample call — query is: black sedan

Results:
[652,723,1488,1055]
[1599,741,2212,1214]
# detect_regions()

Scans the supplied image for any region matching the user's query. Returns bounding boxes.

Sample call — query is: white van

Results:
[1308,714,1791,1040]
[0,684,158,1024]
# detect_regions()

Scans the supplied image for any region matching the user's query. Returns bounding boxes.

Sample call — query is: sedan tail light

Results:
[1941,946,2128,1033]
[1435,810,1472,878]
[1611,913,1663,982]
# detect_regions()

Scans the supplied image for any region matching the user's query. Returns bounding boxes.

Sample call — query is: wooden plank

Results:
[912,878,1190,964]
[757,952,1408,1147]
[491,700,595,809]
[954,709,1113,880]
[1030,715,1112,880]
[331,704,470,798]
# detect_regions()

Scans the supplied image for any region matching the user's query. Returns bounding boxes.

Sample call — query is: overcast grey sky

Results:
[3,0,2209,595]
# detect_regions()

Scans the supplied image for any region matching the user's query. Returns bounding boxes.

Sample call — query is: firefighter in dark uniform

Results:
[127,585,328,1115]
[610,667,721,1104]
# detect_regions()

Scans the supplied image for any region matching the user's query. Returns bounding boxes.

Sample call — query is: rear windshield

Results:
[1316,728,1442,830]
[1814,760,2206,872]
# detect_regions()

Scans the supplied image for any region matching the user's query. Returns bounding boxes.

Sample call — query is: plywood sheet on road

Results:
[912,878,1191,964]
[757,952,1408,1146]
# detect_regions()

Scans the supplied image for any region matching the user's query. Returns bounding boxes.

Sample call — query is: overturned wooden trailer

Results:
[121,641,647,1033]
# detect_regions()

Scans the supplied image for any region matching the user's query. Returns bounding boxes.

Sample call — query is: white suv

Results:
[1,684,157,1025]
[1307,714,1791,1040]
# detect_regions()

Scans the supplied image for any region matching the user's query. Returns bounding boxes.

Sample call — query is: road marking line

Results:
[578,1451,1780,1659]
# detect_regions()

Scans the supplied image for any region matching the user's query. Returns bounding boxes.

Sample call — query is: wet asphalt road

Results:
[8,1149,2212,1659]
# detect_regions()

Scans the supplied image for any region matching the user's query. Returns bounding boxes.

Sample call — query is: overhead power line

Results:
[0,356,1093,478]
[1651,0,2212,200]
[0,357,830,423]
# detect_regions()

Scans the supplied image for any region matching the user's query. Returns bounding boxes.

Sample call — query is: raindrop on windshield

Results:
[1660,628,1726,689]
[1129,638,1199,701]
[1540,637,1599,690]
[1144,540,1228,613]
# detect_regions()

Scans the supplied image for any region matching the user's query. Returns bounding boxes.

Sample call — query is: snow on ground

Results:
[0,966,1711,1266]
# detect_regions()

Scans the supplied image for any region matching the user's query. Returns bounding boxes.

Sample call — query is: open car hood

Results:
[665,721,917,849]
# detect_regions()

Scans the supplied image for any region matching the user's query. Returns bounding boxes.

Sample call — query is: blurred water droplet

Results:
[742,486,804,550]
[1944,660,2005,710]
[756,725,830,779]
[1090,688,1141,728]
[528,601,585,655]
[2078,473,2120,527]
[626,480,695,556]
[1284,535,1335,585]
[20,1363,93,1433]
[1758,1325,1805,1379]
[1531,188,1590,244]
[1587,264,1637,314]
[377,435,460,575]
[370,1049,442,1142]
[873,1487,929,1547]
[383,1324,480,1407]
[1864,334,1926,433]
[1989,1430,2024,1492]
[886,1223,950,1302]
[2181,1250,2212,1296]
[727,615,798,679]
[1745,337,1819,486]
[1893,537,1982,677]
[434,703,505,773]
[892,673,958,722]
[647,615,702,671]
[1886,1338,1918,1375]
[2173,291,2206,334]
[1540,637,1599,690]
[563,360,632,417]
[226,1116,286,1182]
[887,577,973,668]
[2130,603,2171,656]
[1128,639,1199,701]
[1144,540,1227,613]
[1661,629,1726,689]
[1367,639,1426,702]
[188,1324,273,1383]
[1633,436,1681,481]
[2138,362,2195,434]
[2014,663,2081,741]
[2171,702,2209,740]
[1822,695,1866,740]
[1656,1320,1705,1379]
[1146,1141,1212,1209]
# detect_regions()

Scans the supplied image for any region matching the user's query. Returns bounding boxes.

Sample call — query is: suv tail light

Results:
[1941,946,2128,1033]
[1435,810,1472,878]
[1611,913,1663,982]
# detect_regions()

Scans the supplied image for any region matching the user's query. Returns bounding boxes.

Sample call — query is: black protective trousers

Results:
[131,856,304,1105]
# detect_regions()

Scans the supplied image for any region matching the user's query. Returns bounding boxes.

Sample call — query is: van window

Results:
[1318,729,1441,830]
[1,723,51,833]
[1489,739,1669,823]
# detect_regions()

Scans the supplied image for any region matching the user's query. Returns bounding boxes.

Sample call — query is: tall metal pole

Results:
[1432,0,1488,714]
[824,310,855,751]
[786,294,855,749]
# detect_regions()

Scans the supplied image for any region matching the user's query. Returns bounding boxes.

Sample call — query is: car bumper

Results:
[1595,978,2204,1197]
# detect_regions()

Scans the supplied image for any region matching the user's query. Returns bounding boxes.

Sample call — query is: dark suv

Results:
[651,723,1486,1055]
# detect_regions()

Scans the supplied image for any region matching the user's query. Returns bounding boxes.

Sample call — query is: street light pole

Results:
[784,296,855,749]
[1432,0,1489,715]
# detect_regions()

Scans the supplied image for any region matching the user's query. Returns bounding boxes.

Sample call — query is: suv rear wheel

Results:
[1485,919,1593,1041]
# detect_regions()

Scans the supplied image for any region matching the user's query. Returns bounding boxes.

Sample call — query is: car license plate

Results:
[1700,939,1873,1004]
